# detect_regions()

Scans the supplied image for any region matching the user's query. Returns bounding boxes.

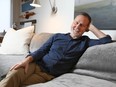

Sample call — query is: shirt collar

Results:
[66,33,83,40]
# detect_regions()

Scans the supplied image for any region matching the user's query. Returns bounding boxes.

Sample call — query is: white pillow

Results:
[0,26,34,54]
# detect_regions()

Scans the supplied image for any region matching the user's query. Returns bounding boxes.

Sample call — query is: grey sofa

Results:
[0,33,116,87]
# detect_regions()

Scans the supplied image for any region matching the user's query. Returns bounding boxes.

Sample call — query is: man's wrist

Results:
[26,56,33,63]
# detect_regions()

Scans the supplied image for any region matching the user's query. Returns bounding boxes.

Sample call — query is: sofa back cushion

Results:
[29,33,54,52]
[73,42,116,81]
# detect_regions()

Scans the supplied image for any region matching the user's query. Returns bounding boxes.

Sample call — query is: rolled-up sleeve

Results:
[88,35,112,47]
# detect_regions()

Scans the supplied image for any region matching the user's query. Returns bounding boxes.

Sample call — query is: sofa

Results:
[0,32,116,87]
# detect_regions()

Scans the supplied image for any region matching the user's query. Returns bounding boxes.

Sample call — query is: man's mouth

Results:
[74,29,79,33]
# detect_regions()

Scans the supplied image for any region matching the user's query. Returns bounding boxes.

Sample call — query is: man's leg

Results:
[22,64,54,86]
[0,63,37,87]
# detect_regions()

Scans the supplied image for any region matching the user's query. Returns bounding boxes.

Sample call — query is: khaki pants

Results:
[0,63,54,87]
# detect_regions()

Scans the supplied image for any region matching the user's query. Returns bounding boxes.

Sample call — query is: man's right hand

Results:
[10,56,33,74]
[89,23,107,38]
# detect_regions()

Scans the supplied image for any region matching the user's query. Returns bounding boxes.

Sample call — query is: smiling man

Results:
[0,12,112,87]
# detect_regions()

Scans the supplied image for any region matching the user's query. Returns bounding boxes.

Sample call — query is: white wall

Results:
[24,0,74,33]
[38,0,74,33]
[0,0,11,32]
[23,0,116,40]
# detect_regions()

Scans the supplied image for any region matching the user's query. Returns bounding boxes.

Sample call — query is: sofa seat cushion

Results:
[74,42,116,81]
[26,73,116,87]
[0,54,27,77]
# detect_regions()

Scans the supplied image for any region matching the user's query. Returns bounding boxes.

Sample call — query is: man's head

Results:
[70,12,91,39]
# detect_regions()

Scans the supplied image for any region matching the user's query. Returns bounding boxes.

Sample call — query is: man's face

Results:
[71,15,90,38]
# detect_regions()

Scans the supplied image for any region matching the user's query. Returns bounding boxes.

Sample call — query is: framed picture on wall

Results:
[74,0,116,30]
[21,0,35,12]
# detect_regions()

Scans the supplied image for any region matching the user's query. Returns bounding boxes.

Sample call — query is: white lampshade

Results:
[30,0,41,7]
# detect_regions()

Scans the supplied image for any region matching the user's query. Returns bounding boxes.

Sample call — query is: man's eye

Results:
[80,24,86,27]
[75,22,78,24]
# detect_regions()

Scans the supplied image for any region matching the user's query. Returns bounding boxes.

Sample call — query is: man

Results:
[0,12,112,87]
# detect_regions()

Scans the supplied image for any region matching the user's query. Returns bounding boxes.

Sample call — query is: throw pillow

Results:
[0,26,34,54]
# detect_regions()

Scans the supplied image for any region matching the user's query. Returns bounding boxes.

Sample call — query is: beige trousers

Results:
[0,63,54,87]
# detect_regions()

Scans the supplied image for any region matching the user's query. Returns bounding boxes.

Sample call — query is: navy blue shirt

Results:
[29,33,112,76]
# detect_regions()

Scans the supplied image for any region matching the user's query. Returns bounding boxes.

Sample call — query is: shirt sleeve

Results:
[28,34,55,61]
[88,35,112,47]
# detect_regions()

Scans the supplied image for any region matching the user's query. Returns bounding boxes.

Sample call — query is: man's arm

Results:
[10,34,55,73]
[87,24,112,47]
[89,24,107,38]
[10,56,33,73]
[29,34,54,61]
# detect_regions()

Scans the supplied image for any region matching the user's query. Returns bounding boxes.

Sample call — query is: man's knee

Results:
[6,68,25,78]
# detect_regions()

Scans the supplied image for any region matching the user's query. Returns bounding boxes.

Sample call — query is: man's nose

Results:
[75,23,81,28]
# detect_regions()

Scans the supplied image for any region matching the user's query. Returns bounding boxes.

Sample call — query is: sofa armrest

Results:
[74,42,116,81]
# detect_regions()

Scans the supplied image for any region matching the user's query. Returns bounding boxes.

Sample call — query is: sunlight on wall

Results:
[43,16,65,33]
[32,0,74,34]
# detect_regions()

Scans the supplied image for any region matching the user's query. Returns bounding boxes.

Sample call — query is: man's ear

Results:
[85,29,89,32]
[85,26,89,32]
[86,24,90,32]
